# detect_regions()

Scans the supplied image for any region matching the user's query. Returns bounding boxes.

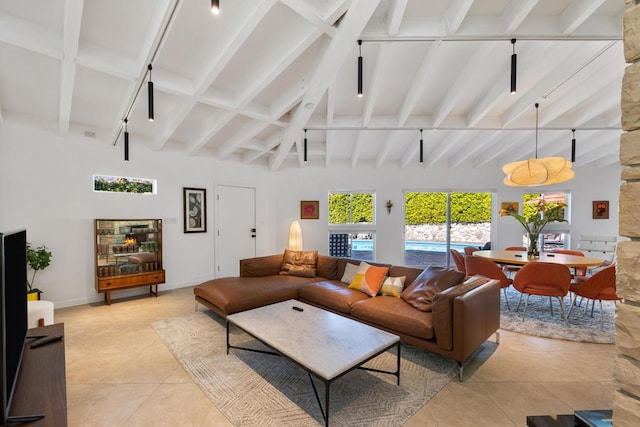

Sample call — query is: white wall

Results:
[272,162,622,266]
[0,118,622,307]
[0,120,277,307]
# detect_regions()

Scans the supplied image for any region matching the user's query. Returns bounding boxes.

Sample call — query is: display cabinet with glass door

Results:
[94,219,165,304]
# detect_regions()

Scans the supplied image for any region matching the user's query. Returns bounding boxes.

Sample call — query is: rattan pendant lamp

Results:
[502,103,575,187]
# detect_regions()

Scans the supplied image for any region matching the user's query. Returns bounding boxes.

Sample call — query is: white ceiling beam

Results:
[467,42,553,127]
[375,131,398,168]
[76,42,138,80]
[502,0,539,33]
[426,130,479,167]
[326,82,336,127]
[432,42,498,127]
[571,87,620,127]
[501,43,606,127]
[560,0,608,35]
[242,133,280,163]
[445,0,474,35]
[401,130,440,167]
[386,0,408,35]
[269,0,381,170]
[351,131,365,168]
[195,30,322,156]
[153,0,278,150]
[396,45,446,126]
[110,0,180,141]
[326,129,335,168]
[474,131,531,167]
[538,43,622,126]
[0,11,61,58]
[279,0,337,37]
[362,43,392,126]
[448,131,501,167]
[58,0,84,136]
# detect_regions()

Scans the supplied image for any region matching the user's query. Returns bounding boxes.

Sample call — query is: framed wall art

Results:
[501,202,519,214]
[592,201,609,219]
[184,187,207,232]
[300,200,319,220]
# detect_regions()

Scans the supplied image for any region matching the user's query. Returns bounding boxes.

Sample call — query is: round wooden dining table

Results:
[472,250,604,268]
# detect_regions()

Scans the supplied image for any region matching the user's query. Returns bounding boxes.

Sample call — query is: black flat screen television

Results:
[0,229,28,424]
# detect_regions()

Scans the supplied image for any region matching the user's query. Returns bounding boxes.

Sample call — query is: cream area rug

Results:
[152,311,457,427]
[500,287,616,344]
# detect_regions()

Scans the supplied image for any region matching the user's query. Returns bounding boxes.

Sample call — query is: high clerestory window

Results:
[93,175,157,194]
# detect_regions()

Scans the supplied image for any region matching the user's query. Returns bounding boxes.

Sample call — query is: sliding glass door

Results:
[404,191,492,266]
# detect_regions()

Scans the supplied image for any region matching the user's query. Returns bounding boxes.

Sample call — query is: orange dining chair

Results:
[513,262,572,325]
[450,249,466,274]
[465,255,513,310]
[463,246,479,256]
[552,249,587,279]
[502,246,526,277]
[568,264,620,329]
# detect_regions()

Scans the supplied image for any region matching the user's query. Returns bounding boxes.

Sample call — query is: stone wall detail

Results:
[617,3,640,425]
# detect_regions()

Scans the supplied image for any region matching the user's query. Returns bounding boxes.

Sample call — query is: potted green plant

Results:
[26,243,52,300]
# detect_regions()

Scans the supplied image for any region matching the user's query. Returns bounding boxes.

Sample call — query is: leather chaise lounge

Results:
[194,251,501,380]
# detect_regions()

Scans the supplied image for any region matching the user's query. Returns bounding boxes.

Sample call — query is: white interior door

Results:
[216,185,256,277]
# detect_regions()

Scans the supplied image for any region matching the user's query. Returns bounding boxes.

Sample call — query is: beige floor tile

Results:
[540,381,615,411]
[67,383,158,427]
[124,383,227,426]
[421,382,517,427]
[467,381,575,424]
[58,286,617,426]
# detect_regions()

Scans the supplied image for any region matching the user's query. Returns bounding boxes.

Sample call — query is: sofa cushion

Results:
[194,275,313,315]
[387,266,424,288]
[347,262,388,296]
[340,261,366,284]
[279,249,318,277]
[316,255,339,280]
[298,280,370,313]
[401,265,465,312]
[379,276,405,298]
[351,297,434,340]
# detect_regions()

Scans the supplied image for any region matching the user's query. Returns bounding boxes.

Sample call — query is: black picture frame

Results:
[183,188,207,233]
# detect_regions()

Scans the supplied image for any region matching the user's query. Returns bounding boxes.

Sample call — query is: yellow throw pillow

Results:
[380,276,406,298]
[348,264,389,297]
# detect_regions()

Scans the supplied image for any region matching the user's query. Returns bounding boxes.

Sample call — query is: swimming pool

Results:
[351,240,478,253]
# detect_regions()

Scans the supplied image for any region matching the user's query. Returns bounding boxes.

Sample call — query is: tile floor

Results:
[55,287,616,426]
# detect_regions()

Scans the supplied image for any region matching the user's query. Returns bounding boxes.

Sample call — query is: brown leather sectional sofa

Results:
[194,253,501,380]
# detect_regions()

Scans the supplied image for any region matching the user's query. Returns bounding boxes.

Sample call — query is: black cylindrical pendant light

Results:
[419,129,424,163]
[357,40,363,97]
[303,129,308,162]
[147,64,154,122]
[211,0,219,14]
[510,39,517,94]
[124,119,129,161]
[571,129,576,163]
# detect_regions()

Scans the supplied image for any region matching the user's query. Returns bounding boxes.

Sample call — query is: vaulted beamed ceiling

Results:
[0,0,625,171]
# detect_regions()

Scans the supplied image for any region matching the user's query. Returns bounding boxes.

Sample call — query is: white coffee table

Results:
[226,299,401,426]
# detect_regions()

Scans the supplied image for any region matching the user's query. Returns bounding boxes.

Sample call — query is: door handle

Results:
[251,228,256,238]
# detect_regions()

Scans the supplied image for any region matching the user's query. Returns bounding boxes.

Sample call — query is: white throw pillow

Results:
[341,262,369,284]
[379,276,406,298]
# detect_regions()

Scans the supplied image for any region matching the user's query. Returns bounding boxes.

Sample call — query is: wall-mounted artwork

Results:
[184,187,207,232]
[300,201,319,220]
[592,201,609,219]
[501,202,519,214]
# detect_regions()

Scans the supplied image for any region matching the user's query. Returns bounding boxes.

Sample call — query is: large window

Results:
[404,191,493,266]
[523,192,570,250]
[328,191,375,261]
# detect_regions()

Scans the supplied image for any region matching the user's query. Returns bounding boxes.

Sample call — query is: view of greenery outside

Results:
[329,192,374,224]
[404,192,492,224]
[93,175,155,194]
[523,192,567,219]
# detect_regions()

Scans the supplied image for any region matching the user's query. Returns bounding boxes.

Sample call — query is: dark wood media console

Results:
[5,323,67,426]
